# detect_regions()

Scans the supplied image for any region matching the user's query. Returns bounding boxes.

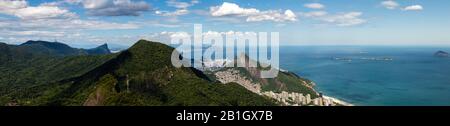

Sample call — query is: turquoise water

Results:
[279,46,450,106]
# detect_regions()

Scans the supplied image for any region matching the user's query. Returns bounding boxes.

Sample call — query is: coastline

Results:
[205,60,355,106]
[322,95,354,106]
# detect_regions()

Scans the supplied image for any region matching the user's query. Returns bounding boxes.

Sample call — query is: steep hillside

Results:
[0,54,117,105]
[213,54,319,98]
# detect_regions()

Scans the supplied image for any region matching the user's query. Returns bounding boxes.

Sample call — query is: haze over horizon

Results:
[1,0,449,47]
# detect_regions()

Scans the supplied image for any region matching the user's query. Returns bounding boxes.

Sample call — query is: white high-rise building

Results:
[306,94,311,104]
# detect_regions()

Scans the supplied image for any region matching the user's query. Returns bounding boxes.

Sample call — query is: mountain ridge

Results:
[48,40,276,106]
[1,40,111,59]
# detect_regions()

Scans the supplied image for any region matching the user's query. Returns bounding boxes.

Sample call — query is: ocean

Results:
[186,45,450,106]
[279,46,450,106]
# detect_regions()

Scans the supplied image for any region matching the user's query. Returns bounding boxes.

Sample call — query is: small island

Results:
[434,50,449,57]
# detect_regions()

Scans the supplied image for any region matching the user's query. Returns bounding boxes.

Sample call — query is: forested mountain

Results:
[0,40,275,106]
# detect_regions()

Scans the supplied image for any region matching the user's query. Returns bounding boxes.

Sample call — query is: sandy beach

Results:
[323,95,354,106]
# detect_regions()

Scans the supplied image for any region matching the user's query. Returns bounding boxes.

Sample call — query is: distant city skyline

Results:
[1,0,449,47]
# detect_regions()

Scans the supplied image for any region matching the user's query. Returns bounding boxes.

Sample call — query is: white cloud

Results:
[301,11,328,17]
[14,5,76,20]
[0,0,145,45]
[304,3,325,9]
[82,0,111,9]
[5,30,66,37]
[322,12,366,26]
[0,0,27,12]
[210,2,297,22]
[155,9,188,16]
[166,0,196,9]
[403,5,423,11]
[246,10,297,22]
[66,19,139,29]
[0,17,139,44]
[81,0,150,16]
[210,2,259,16]
[0,19,141,44]
[140,31,191,44]
[137,20,188,28]
[380,1,423,11]
[0,0,76,20]
[144,30,262,44]
[64,0,83,4]
[0,21,6,27]
[301,11,366,26]
[16,19,139,30]
[207,16,243,23]
[156,0,199,17]
[191,0,199,4]
[381,0,399,10]
[150,23,183,28]
[168,32,191,39]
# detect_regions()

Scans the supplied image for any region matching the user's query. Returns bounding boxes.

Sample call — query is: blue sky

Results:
[1,0,449,47]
